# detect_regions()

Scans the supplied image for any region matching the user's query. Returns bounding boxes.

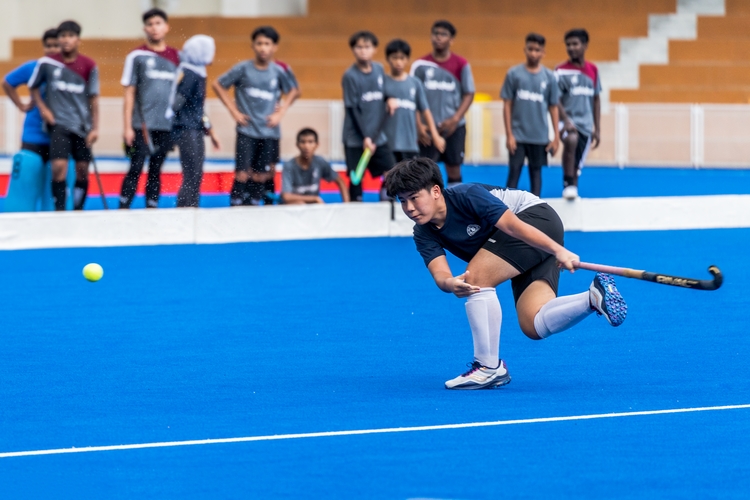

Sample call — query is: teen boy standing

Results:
[29,20,99,211]
[501,33,559,197]
[383,39,444,162]
[410,20,474,187]
[342,30,395,202]
[213,26,299,206]
[556,29,601,200]
[119,8,180,209]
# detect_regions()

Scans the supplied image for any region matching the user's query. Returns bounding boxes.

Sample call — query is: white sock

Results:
[465,288,502,368]
[533,291,592,339]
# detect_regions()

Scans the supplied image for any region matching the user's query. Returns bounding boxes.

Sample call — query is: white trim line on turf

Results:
[1,403,749,459]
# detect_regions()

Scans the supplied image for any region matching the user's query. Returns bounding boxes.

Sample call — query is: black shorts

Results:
[236,134,280,173]
[49,125,91,162]
[419,124,466,166]
[344,144,396,178]
[21,142,50,164]
[509,142,548,169]
[482,203,564,303]
[393,151,418,163]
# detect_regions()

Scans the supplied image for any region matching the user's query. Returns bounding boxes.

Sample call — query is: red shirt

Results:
[135,44,180,67]
[49,52,97,83]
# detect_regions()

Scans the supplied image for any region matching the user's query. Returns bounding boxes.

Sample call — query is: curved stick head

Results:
[707,265,723,290]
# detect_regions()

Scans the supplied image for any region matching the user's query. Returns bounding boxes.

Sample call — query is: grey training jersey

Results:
[28,55,100,137]
[555,61,601,137]
[217,61,294,139]
[410,53,475,127]
[383,75,429,153]
[500,64,559,145]
[342,62,388,147]
[121,48,179,132]
[282,155,339,196]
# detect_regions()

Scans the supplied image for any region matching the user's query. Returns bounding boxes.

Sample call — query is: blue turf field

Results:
[1,229,749,498]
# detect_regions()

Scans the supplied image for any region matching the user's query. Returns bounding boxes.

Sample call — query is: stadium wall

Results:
[1,196,749,251]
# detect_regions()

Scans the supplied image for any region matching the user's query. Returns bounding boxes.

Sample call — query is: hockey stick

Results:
[89,155,109,210]
[576,262,723,291]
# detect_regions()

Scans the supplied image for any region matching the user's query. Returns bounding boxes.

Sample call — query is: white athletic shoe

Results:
[562,185,579,200]
[444,360,511,390]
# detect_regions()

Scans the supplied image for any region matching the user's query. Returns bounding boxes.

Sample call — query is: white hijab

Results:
[166,35,216,119]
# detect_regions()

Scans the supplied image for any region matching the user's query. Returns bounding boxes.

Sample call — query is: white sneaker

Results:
[562,185,579,200]
[444,360,511,390]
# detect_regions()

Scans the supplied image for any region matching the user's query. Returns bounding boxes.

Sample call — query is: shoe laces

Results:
[461,361,482,377]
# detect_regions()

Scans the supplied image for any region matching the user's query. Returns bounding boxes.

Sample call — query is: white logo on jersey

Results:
[361,91,384,102]
[410,87,416,97]
[53,68,62,78]
[52,80,85,94]
[424,80,456,92]
[541,81,547,90]
[377,76,383,88]
[270,78,278,89]
[247,87,275,101]
[570,86,595,96]
[571,75,578,84]
[147,58,156,67]
[393,98,417,111]
[516,89,545,103]
[426,68,435,79]
[467,224,480,237]
[145,69,176,80]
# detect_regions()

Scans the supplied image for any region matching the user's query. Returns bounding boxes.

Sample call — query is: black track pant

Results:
[174,128,205,208]
[119,129,172,209]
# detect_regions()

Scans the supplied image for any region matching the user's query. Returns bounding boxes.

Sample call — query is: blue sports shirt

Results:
[413,183,544,265]
[4,60,48,145]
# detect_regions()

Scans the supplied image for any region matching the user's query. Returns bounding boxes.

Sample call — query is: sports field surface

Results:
[1,228,748,497]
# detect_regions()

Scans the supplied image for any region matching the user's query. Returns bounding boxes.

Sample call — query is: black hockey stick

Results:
[89,155,109,210]
[576,262,723,291]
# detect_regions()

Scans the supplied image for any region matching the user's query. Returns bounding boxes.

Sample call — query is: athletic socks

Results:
[230,180,248,206]
[73,179,89,210]
[52,180,67,211]
[465,287,502,368]
[533,291,592,339]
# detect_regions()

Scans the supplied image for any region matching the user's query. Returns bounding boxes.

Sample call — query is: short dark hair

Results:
[384,157,444,198]
[525,32,546,46]
[349,30,378,48]
[42,29,58,43]
[296,128,318,143]
[252,26,280,43]
[143,8,168,24]
[565,28,589,44]
[386,39,411,58]
[432,20,456,37]
[57,20,81,36]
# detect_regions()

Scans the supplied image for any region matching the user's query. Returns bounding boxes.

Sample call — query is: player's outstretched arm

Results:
[334,177,350,202]
[428,256,481,296]
[495,211,579,271]
[30,88,55,125]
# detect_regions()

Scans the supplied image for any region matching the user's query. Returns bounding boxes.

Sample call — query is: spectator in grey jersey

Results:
[281,128,349,204]
[213,26,300,207]
[501,33,560,197]
[342,31,396,202]
[119,8,180,209]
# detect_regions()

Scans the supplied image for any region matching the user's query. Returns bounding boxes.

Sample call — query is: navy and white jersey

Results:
[500,64,559,145]
[28,53,99,137]
[121,45,180,132]
[342,62,388,147]
[555,61,601,137]
[383,75,429,153]
[413,183,544,266]
[410,53,475,127]
[217,60,294,139]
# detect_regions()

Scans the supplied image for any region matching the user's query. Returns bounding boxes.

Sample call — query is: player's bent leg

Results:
[516,280,558,339]
[464,248,520,288]
[73,160,90,211]
[50,158,69,211]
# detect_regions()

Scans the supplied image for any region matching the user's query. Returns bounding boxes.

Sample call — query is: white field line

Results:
[2,403,749,459]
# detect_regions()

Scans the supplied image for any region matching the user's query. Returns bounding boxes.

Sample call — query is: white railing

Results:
[1,98,748,168]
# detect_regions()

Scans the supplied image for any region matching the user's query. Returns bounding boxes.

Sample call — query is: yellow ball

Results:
[83,263,104,282]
